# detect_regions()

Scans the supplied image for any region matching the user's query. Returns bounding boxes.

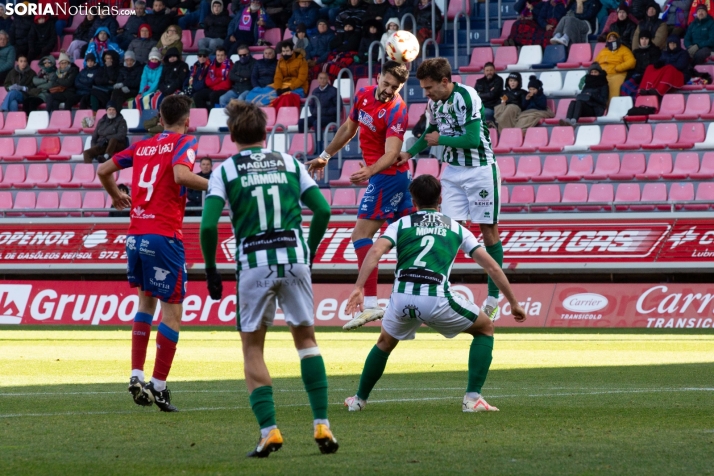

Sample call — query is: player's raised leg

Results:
[480,223,503,320]
[460,309,499,412]
[128,291,156,406]
[142,300,182,412]
[345,328,400,411]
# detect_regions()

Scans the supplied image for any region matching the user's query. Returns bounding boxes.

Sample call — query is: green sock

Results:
[467,335,494,393]
[356,345,390,401]
[485,241,504,299]
[249,386,277,429]
[300,355,329,420]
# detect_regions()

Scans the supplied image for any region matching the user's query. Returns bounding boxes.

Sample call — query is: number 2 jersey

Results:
[381,211,481,297]
[112,132,198,239]
[206,148,317,271]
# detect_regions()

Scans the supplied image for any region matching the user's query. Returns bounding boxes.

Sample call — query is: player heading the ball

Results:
[200,100,338,458]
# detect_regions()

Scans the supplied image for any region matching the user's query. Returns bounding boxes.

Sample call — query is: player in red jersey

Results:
[306,61,411,330]
[97,96,208,412]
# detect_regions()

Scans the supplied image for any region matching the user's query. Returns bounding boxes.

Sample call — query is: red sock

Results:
[131,321,152,372]
[355,241,378,298]
[152,323,179,382]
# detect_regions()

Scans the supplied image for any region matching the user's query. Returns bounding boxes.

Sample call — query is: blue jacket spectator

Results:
[75,53,100,97]
[185,51,211,93]
[225,2,275,54]
[299,71,337,132]
[288,0,321,35]
[251,47,278,88]
[90,13,120,40]
[305,18,335,63]
[0,31,14,84]
[86,27,125,67]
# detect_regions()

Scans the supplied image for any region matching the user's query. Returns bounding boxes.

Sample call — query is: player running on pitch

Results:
[97,96,207,412]
[343,175,526,413]
[306,60,411,330]
[400,58,504,320]
[200,101,337,458]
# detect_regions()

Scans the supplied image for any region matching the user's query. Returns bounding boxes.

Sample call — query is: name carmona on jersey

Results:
[241,172,289,187]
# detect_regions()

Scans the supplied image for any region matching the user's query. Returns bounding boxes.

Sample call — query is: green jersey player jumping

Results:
[343,175,526,413]
[399,58,505,320]
[200,101,338,458]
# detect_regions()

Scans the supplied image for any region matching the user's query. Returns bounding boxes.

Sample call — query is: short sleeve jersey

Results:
[206,148,317,271]
[112,132,198,239]
[381,211,480,297]
[350,85,409,175]
[426,82,496,167]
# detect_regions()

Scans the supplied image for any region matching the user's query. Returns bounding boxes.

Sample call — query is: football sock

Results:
[465,392,481,400]
[485,241,504,299]
[152,322,178,383]
[355,238,378,305]
[250,386,277,430]
[467,334,494,394]
[150,378,166,392]
[301,355,329,420]
[260,425,277,439]
[314,418,330,429]
[131,312,154,375]
[356,345,390,401]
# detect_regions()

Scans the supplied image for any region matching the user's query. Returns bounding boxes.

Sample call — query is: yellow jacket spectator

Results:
[595,32,636,101]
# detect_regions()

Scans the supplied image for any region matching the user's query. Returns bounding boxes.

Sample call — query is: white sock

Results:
[313,418,330,429]
[131,369,145,381]
[465,392,481,400]
[150,377,166,392]
[486,295,498,308]
[364,296,378,309]
[261,424,277,438]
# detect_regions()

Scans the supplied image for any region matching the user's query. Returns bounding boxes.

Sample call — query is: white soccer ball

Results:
[385,30,420,64]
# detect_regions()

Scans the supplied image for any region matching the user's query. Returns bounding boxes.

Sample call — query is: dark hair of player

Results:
[409,175,441,209]
[159,95,192,127]
[382,60,409,84]
[226,100,267,145]
[416,58,452,83]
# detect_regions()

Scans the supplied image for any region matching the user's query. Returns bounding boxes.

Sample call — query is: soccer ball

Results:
[385,30,420,64]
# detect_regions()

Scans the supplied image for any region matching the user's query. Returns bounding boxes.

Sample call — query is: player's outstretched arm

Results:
[306,118,359,180]
[200,196,224,300]
[345,238,392,314]
[351,136,402,184]
[436,120,482,149]
[97,160,131,210]
[471,247,526,322]
[301,187,331,264]
[402,123,439,164]
[174,164,209,191]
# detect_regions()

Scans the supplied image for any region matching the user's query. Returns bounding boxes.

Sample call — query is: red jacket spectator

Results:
[205,56,233,91]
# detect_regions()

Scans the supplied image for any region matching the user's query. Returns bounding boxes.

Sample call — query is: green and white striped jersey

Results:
[380,210,481,297]
[426,82,495,167]
[207,147,317,270]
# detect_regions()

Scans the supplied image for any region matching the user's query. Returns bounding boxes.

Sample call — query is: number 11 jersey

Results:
[206,148,318,270]
[112,132,198,239]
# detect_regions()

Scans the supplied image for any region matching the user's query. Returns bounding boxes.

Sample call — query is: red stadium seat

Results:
[614,183,640,211]
[197,135,221,159]
[579,183,614,211]
[276,107,299,128]
[413,158,440,178]
[636,153,672,180]
[262,107,277,130]
[462,74,482,88]
[35,191,60,216]
[15,164,48,189]
[535,155,567,182]
[587,43,606,66]
[331,188,356,214]
[64,14,84,34]
[218,135,238,158]
[59,191,82,216]
[357,188,367,203]
[9,191,36,216]
[0,191,10,209]
[682,94,713,120]
[513,128,548,153]
[63,163,96,189]
[493,46,518,71]
[545,98,574,125]
[50,136,84,161]
[663,153,700,179]
[500,185,509,205]
[38,164,72,188]
[0,164,25,188]
[497,156,516,179]
[691,152,714,179]
[669,182,695,210]
[182,29,196,52]
[288,133,315,158]
[591,125,627,151]
[558,154,593,181]
[553,183,588,211]
[1,138,38,161]
[446,0,470,19]
[625,95,659,122]
[557,44,591,68]
[25,137,61,161]
[459,47,494,73]
[488,127,498,147]
[39,111,72,134]
[188,108,208,131]
[642,123,678,150]
[684,182,714,210]
[617,124,653,150]
[82,110,106,133]
[83,191,109,216]
[634,183,668,211]
[541,126,574,152]
[330,160,362,186]
[320,188,332,205]
[649,94,684,121]
[505,185,534,212]
[532,184,561,212]
[610,153,646,180]
[407,103,427,128]
[491,20,515,45]
[0,137,15,161]
[493,128,522,153]
[585,153,620,180]
[0,112,27,135]
[62,110,94,134]
[672,123,706,149]
[509,156,541,182]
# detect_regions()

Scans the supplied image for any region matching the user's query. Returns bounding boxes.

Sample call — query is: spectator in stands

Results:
[200,0,231,55]
[131,47,163,109]
[116,0,148,50]
[289,0,321,35]
[475,62,504,124]
[9,10,32,60]
[272,41,309,97]
[306,18,335,65]
[187,158,212,211]
[219,45,256,105]
[620,30,661,96]
[687,0,712,24]
[86,27,124,67]
[299,71,337,132]
[73,53,100,110]
[155,47,189,104]
[26,56,55,109]
[414,0,443,45]
[90,7,120,39]
[336,0,367,32]
[193,46,233,110]
[366,0,390,23]
[494,72,525,133]
[128,24,154,65]
[506,0,567,48]
[43,53,80,113]
[380,18,399,59]
[293,23,311,50]
[1,55,35,112]
[329,17,361,52]
[640,34,690,96]
[182,48,210,97]
[111,51,144,109]
[251,45,278,88]
[28,15,57,61]
[178,0,211,31]
[684,4,714,64]
[355,20,384,62]
[561,63,609,124]
[632,2,668,50]
[551,0,602,47]
[598,3,637,48]
[66,14,96,62]
[156,24,184,56]
[0,6,13,34]
[90,50,122,111]
[663,0,693,37]
[629,0,652,20]
[109,184,131,218]
[83,101,128,163]
[594,31,636,100]
[384,0,411,27]
[0,30,15,84]
[225,0,275,55]
[498,75,554,132]
[148,0,178,41]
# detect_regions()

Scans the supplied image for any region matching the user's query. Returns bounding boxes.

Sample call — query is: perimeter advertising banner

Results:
[2,280,713,329]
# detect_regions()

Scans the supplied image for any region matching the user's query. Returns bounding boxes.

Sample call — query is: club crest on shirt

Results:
[378,109,386,119]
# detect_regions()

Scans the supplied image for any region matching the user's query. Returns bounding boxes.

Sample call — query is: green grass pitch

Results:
[1,327,713,475]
